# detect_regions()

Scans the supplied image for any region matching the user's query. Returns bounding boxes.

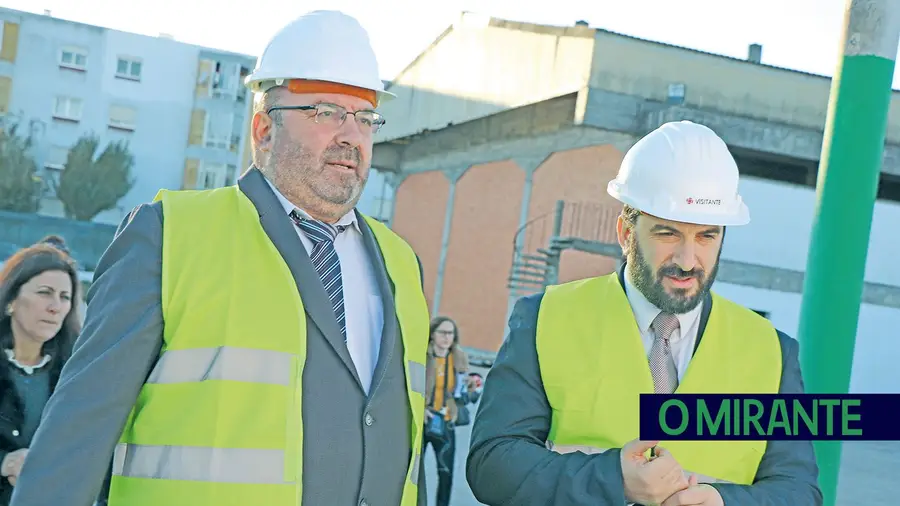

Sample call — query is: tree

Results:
[0,122,41,213]
[56,134,135,221]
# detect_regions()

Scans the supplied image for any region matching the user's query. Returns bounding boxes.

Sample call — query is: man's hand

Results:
[621,439,690,505]
[1,448,28,478]
[661,475,724,506]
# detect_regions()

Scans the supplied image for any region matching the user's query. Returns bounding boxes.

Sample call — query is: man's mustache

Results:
[658,264,704,281]
[324,147,361,165]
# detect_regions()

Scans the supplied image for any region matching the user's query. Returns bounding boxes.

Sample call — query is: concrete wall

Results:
[724,175,900,287]
[714,281,899,394]
[589,30,900,144]
[375,13,595,142]
[356,168,393,222]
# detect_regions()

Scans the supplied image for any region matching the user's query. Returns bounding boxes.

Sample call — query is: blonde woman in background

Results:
[422,316,475,506]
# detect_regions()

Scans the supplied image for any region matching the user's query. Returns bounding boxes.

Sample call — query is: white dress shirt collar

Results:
[623,263,704,342]
[263,175,360,234]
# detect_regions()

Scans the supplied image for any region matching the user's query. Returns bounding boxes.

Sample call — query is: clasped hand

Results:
[620,439,723,506]
[1,448,28,486]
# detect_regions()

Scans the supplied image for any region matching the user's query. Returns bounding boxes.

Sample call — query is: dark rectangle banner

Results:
[639,394,900,441]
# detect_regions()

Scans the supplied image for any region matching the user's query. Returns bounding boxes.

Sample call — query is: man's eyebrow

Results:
[648,224,721,234]
[649,224,679,233]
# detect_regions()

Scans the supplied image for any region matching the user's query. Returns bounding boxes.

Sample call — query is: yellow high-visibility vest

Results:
[107,185,429,505]
[536,273,782,485]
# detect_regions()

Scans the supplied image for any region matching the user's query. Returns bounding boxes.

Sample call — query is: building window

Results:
[369,175,395,222]
[204,111,234,149]
[203,60,250,101]
[43,145,69,198]
[0,76,11,115]
[372,196,394,222]
[197,162,236,189]
[115,56,142,81]
[108,104,136,131]
[53,96,83,121]
[59,46,87,71]
[230,113,244,152]
[0,21,19,63]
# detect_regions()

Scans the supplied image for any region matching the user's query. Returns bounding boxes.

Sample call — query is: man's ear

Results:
[252,111,274,151]
[616,214,631,253]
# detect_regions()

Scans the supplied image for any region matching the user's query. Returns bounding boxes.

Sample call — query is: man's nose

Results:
[336,115,366,145]
[672,241,697,272]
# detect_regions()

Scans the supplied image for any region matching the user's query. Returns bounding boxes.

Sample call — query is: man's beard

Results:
[271,133,366,207]
[627,236,720,314]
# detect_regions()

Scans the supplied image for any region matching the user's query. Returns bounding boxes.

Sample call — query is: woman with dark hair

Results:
[0,245,79,505]
[422,316,476,506]
[35,235,85,331]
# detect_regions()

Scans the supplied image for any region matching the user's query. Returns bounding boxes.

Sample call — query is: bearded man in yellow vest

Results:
[467,121,823,506]
[11,11,430,506]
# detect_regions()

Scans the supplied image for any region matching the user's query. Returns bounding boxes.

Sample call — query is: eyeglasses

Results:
[266,102,386,135]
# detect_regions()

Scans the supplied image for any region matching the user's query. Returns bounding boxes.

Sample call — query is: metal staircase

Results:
[507,200,620,299]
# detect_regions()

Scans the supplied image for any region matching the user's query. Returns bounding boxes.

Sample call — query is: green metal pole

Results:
[798,1,900,505]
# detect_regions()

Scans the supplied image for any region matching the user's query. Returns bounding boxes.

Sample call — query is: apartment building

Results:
[0,7,255,225]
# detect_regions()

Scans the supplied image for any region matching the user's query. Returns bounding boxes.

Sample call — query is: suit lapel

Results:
[356,211,398,392]
[238,168,362,387]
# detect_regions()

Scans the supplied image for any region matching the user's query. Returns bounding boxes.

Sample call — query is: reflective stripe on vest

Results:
[535,273,782,486]
[113,443,289,484]
[410,450,420,486]
[108,185,429,506]
[545,442,734,484]
[142,345,426,395]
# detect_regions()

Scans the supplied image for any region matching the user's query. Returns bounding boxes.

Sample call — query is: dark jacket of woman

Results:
[0,331,65,505]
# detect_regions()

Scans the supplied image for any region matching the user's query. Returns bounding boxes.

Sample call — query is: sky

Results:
[6,0,900,88]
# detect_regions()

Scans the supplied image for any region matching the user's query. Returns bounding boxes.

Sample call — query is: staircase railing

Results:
[507,200,620,297]
[556,201,621,244]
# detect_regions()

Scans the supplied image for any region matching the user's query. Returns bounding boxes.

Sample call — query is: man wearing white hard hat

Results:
[468,121,822,506]
[11,10,430,506]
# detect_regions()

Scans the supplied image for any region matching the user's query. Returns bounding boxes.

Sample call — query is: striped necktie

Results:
[290,210,347,342]
[649,311,680,394]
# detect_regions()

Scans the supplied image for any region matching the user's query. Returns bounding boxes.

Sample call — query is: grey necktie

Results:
[289,211,347,343]
[649,312,680,393]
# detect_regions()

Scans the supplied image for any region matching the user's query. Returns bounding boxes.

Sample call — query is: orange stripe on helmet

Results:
[286,79,377,108]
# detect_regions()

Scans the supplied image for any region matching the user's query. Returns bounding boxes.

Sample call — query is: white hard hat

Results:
[607,120,750,226]
[244,10,395,106]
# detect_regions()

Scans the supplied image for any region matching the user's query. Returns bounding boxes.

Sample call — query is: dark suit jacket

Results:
[466,267,823,506]
[10,168,428,506]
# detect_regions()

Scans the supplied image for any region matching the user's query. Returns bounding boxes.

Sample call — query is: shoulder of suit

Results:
[774,328,798,349]
[120,201,164,232]
[508,293,544,332]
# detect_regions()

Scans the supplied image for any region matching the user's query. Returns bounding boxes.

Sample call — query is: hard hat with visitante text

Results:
[607,120,750,226]
[244,10,395,106]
